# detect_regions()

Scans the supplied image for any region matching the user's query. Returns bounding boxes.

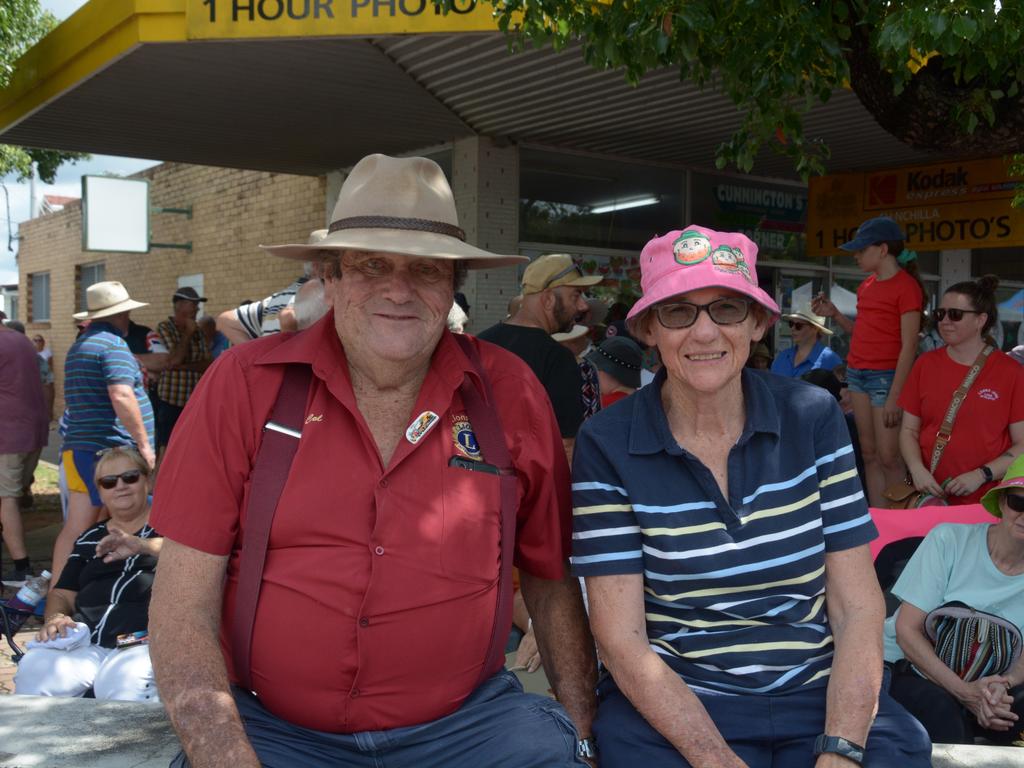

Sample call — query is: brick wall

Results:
[17,163,326,414]
[452,137,522,332]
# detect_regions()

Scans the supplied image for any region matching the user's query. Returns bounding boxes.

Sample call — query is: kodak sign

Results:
[807,157,1024,255]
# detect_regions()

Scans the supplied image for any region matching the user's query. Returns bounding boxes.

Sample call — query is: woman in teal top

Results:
[885,455,1024,745]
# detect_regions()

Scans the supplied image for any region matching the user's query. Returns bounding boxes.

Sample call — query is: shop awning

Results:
[0,0,942,177]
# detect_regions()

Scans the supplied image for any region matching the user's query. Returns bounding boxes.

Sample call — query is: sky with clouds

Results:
[1,0,157,285]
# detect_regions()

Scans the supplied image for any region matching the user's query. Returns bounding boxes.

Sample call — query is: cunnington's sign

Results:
[807,157,1024,256]
[186,0,498,38]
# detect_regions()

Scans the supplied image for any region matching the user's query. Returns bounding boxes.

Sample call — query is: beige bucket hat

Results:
[262,155,526,269]
[73,281,148,321]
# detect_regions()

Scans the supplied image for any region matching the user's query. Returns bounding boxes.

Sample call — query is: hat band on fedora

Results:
[328,215,466,242]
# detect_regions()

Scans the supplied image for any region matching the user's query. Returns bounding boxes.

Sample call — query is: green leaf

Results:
[966,112,979,133]
[952,14,978,40]
[928,13,948,38]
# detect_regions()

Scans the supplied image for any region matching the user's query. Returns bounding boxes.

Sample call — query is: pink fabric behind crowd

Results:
[868,504,993,560]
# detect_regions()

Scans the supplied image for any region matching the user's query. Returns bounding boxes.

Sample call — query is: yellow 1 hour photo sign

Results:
[186,0,500,39]
[807,157,1024,256]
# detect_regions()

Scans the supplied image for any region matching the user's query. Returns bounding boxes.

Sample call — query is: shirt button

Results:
[350,689,360,698]
[374,546,385,556]
[378,478,388,488]
[359,617,369,627]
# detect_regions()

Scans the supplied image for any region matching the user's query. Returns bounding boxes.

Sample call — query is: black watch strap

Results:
[981,465,994,483]
[813,734,864,765]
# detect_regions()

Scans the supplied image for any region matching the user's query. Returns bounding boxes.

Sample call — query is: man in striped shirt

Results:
[55,281,155,585]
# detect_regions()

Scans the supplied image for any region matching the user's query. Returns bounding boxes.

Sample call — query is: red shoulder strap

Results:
[231,364,312,693]
[454,334,518,686]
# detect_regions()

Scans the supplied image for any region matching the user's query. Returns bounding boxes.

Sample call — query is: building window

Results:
[30,272,50,322]
[519,148,684,252]
[78,262,106,312]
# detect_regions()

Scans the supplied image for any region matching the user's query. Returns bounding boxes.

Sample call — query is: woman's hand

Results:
[945,469,986,497]
[811,293,837,319]
[908,466,944,497]
[882,396,903,429]
[95,528,146,563]
[36,613,76,643]
[512,626,544,673]
[958,676,1018,731]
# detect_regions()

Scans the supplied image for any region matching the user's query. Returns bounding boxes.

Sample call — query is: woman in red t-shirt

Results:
[898,275,1024,505]
[812,216,924,507]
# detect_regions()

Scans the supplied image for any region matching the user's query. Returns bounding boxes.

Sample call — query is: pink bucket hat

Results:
[626,225,780,335]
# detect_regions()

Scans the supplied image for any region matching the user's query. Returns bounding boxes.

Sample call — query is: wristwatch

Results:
[577,737,598,760]
[813,734,864,765]
[980,465,994,483]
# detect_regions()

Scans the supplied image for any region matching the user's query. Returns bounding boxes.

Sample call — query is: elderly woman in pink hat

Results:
[570,226,930,767]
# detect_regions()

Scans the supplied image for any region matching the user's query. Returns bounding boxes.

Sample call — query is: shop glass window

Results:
[972,246,1024,282]
[992,283,1024,351]
[78,262,106,312]
[690,172,809,262]
[519,149,683,252]
[30,272,50,322]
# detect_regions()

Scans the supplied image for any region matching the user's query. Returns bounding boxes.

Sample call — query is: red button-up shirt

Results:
[151,312,571,732]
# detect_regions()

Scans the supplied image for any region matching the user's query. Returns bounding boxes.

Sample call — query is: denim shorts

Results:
[846,366,895,407]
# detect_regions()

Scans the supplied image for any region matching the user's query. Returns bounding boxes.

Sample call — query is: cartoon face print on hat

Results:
[711,245,753,284]
[672,230,712,265]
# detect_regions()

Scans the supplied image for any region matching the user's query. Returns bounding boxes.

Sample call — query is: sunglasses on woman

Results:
[1005,493,1024,514]
[97,470,144,490]
[933,308,982,322]
[787,321,807,331]
[656,297,752,329]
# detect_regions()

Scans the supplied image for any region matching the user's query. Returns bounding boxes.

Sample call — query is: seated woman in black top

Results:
[15,447,162,701]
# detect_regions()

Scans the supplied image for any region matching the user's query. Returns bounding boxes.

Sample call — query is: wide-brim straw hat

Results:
[782,309,833,336]
[261,154,526,269]
[72,281,148,321]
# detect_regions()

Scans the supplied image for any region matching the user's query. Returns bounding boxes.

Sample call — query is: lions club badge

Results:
[451,414,482,460]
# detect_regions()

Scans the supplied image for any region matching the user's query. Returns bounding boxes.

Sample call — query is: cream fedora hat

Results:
[72,281,148,321]
[262,154,526,269]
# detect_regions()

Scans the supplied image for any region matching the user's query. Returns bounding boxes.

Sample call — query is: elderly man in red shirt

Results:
[149,155,598,768]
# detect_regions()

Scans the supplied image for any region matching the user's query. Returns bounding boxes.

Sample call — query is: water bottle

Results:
[6,570,51,613]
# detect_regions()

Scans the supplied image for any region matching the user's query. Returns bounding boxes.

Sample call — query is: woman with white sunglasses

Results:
[15,446,162,701]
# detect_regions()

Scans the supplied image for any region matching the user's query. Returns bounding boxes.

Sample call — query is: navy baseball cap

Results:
[839,216,906,251]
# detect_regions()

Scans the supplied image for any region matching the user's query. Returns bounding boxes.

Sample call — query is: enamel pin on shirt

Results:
[406,411,440,444]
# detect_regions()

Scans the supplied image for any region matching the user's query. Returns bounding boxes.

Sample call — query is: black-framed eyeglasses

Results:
[1004,492,1024,513]
[933,308,983,322]
[97,470,143,490]
[655,297,752,329]
[787,321,807,331]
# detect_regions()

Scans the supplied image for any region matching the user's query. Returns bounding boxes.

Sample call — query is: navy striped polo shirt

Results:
[571,368,876,695]
[63,322,155,452]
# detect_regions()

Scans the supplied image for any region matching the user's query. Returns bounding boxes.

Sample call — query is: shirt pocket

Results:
[442,465,501,583]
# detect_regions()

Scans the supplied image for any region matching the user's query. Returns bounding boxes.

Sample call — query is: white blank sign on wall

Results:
[82,176,150,253]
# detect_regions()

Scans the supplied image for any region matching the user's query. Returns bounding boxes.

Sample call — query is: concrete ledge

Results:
[0,695,179,767]
[933,743,1024,766]
[1,694,1023,766]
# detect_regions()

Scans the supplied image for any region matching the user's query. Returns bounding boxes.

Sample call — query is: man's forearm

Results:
[824,608,883,744]
[109,388,152,452]
[519,569,597,735]
[150,543,259,767]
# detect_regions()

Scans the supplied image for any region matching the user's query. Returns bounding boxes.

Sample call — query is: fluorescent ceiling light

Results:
[589,196,660,214]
